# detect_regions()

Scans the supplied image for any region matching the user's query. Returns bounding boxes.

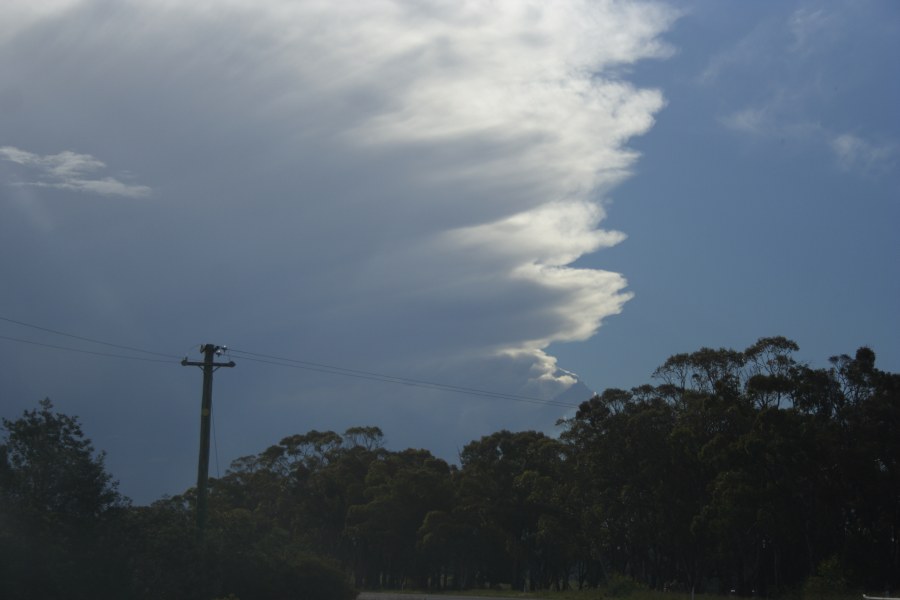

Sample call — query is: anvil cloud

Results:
[0,0,676,501]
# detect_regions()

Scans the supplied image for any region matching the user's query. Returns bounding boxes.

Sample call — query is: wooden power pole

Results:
[182,344,235,535]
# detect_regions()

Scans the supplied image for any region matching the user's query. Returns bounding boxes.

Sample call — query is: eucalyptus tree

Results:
[345,448,453,589]
[452,430,570,590]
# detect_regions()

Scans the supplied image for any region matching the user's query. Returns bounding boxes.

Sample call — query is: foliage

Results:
[4,338,898,599]
[606,572,645,597]
[0,398,124,518]
[802,556,849,600]
[192,339,897,596]
[0,398,129,600]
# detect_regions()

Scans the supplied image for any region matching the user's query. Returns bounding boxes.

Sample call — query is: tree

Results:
[1,398,123,519]
[454,430,568,590]
[0,398,127,600]
[345,448,453,589]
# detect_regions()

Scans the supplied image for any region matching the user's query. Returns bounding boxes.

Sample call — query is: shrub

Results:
[606,572,644,598]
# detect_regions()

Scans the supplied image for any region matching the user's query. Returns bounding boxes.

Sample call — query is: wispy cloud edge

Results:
[0,146,151,198]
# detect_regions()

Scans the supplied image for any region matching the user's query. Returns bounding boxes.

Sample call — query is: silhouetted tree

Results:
[0,398,127,600]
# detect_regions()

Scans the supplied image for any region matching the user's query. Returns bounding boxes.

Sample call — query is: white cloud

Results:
[719,108,897,177]
[0,0,83,43]
[719,104,822,141]
[0,146,151,198]
[719,107,771,136]
[789,6,840,56]
[706,2,898,178]
[446,201,626,269]
[442,200,631,351]
[700,4,841,85]
[0,0,675,486]
[831,133,895,174]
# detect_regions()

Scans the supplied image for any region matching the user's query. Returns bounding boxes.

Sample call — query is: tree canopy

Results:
[0,398,127,599]
[2,338,897,599]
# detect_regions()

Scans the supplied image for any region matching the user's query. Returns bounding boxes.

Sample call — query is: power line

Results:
[0,315,181,359]
[0,334,179,364]
[0,315,583,409]
[228,348,580,408]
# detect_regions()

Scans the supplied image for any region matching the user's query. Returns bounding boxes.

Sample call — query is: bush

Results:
[803,556,849,600]
[217,550,356,600]
[606,572,644,598]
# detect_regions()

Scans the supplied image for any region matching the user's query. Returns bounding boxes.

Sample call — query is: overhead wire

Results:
[0,315,182,360]
[227,347,580,408]
[0,315,583,408]
[0,334,180,364]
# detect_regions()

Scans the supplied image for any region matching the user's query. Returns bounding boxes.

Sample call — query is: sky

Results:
[1,0,897,505]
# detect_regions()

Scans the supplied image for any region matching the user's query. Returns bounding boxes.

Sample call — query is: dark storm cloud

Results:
[0,0,676,502]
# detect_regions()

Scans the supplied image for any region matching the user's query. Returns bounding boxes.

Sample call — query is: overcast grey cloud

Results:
[5,0,895,505]
[0,0,679,501]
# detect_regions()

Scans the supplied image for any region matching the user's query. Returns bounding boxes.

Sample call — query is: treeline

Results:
[1,337,898,599]
[0,399,356,600]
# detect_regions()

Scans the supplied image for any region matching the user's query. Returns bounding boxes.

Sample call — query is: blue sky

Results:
[551,0,900,392]
[1,0,897,504]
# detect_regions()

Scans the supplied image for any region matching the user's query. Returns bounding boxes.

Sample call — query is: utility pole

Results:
[182,344,235,535]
